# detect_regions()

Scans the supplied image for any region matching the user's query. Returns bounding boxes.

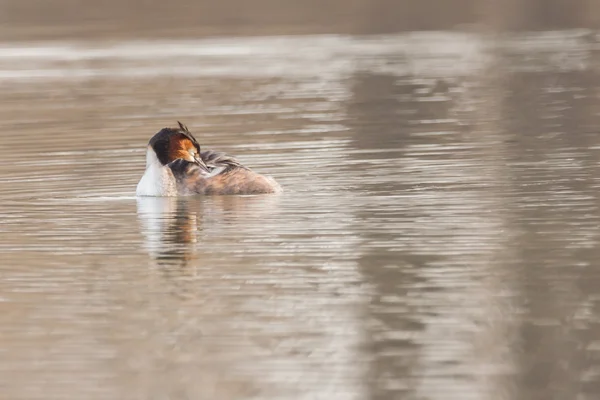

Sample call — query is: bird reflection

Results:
[136,195,282,268]
[136,196,201,267]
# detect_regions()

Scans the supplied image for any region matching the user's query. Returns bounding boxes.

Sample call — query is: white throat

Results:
[136,148,177,197]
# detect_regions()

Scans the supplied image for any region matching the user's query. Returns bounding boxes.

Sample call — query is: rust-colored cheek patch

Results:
[167,135,195,162]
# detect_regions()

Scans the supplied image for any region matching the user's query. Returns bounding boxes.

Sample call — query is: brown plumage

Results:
[172,159,281,195]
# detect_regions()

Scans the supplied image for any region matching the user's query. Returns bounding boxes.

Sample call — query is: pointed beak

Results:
[194,154,210,174]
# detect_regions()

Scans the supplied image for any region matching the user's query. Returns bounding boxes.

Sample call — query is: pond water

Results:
[1,31,600,399]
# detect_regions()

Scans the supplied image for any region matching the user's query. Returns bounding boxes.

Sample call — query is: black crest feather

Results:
[176,121,201,152]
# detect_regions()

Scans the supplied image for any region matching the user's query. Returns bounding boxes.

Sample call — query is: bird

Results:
[136,121,282,196]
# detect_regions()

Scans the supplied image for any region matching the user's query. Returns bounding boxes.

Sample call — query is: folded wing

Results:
[168,152,280,195]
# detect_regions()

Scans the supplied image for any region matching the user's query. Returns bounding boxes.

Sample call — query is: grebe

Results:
[136,122,281,196]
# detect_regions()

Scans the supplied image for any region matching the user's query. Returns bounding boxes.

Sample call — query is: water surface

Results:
[1,31,600,400]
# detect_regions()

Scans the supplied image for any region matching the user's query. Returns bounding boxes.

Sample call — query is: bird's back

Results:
[168,151,281,195]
